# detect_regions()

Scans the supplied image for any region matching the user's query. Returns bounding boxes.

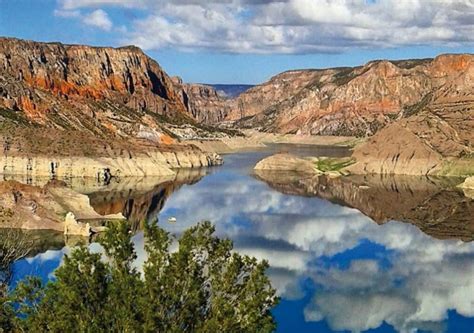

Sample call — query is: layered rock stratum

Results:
[212,54,474,139]
[0,37,226,178]
[235,55,473,175]
[347,56,474,175]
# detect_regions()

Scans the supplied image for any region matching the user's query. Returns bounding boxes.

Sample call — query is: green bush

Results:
[2,221,278,333]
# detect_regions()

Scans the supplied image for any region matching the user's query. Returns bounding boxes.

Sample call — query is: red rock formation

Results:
[0,38,189,119]
[347,55,474,175]
[0,37,238,162]
[223,55,473,137]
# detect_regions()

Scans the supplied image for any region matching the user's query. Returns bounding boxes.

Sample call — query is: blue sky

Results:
[1,0,473,84]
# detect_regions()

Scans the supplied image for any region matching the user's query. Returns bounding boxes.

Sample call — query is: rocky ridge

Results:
[0,37,192,135]
[198,55,473,140]
[226,54,474,136]
[348,56,474,175]
[0,37,227,179]
[0,37,241,140]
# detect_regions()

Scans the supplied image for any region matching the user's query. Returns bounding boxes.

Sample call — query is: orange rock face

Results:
[0,38,202,134]
[221,55,474,137]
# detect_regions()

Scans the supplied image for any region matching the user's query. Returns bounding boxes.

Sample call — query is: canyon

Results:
[186,52,474,176]
[0,37,472,235]
[206,55,474,137]
[230,55,473,176]
[1,37,472,178]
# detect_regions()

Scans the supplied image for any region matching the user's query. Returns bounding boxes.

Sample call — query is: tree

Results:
[4,221,278,332]
[0,229,33,333]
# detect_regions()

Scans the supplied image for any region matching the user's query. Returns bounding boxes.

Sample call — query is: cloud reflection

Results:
[156,164,474,332]
[9,152,473,332]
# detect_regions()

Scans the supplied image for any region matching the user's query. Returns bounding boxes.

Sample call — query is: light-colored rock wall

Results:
[0,149,222,179]
[254,153,317,174]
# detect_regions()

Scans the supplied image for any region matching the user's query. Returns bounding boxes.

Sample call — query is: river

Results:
[4,145,474,332]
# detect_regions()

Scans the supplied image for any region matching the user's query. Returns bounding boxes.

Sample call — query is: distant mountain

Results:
[208,84,254,98]
[226,55,474,137]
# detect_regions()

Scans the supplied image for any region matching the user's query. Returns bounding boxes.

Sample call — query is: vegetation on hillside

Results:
[316,157,355,172]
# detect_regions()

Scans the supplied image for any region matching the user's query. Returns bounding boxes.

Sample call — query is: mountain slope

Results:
[223,55,473,137]
[348,60,474,175]
[0,37,224,179]
[0,37,232,142]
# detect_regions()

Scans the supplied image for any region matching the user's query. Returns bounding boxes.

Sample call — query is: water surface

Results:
[5,146,474,333]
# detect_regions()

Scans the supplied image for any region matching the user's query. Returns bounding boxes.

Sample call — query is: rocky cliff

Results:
[0,37,226,178]
[0,37,239,139]
[220,55,473,139]
[0,37,195,132]
[348,55,474,175]
[171,77,229,124]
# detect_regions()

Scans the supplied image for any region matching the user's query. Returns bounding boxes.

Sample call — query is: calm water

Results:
[5,146,474,333]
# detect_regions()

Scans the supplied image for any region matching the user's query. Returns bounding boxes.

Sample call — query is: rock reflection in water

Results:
[3,151,473,333]
[154,153,473,332]
[87,168,207,231]
[253,170,474,241]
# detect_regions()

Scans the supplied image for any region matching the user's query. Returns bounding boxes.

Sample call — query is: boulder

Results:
[64,212,91,237]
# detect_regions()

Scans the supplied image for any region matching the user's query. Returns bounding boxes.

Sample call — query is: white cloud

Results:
[148,167,474,332]
[83,9,113,31]
[54,0,474,53]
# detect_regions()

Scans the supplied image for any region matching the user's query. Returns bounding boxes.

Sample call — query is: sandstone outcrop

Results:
[64,212,91,237]
[0,37,197,134]
[458,176,474,199]
[217,55,474,140]
[254,153,317,174]
[459,176,474,189]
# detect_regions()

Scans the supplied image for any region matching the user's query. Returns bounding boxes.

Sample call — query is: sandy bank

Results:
[187,131,356,154]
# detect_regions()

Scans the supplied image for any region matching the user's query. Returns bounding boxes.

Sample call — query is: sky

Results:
[1,0,474,84]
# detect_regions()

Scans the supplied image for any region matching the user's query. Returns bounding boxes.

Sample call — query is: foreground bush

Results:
[2,221,278,332]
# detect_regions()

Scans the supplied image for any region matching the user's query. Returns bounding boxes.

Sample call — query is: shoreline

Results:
[186,132,357,154]
[0,148,222,181]
[253,151,473,180]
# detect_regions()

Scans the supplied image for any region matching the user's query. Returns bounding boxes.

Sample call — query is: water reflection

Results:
[3,149,474,332]
[254,171,474,241]
[155,153,474,332]
[87,168,207,231]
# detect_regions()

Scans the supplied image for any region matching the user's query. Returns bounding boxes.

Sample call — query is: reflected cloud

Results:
[3,151,473,332]
[156,161,474,332]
